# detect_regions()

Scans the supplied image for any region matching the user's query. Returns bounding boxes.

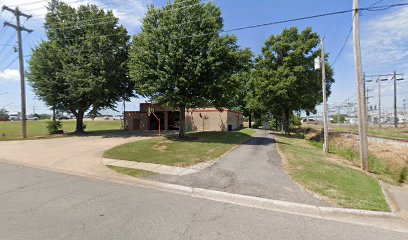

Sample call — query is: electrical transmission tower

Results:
[365,72,404,128]
[2,5,33,138]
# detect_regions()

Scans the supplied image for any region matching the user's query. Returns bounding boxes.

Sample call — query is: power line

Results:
[0,33,16,56]
[26,1,408,48]
[172,2,408,40]
[369,0,386,7]
[329,0,401,66]
[0,56,18,71]
[27,0,207,18]
[331,26,352,66]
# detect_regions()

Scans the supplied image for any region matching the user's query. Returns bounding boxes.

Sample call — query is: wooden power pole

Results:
[393,70,398,128]
[352,0,369,171]
[320,38,329,153]
[2,6,33,139]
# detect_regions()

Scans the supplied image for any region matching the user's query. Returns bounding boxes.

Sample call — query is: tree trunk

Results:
[75,110,85,133]
[52,106,56,122]
[284,110,290,136]
[179,106,186,138]
[248,112,252,128]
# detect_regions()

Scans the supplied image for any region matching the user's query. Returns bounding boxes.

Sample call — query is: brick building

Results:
[125,103,243,132]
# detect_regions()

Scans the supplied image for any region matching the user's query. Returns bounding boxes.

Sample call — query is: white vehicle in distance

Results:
[26,115,39,121]
[113,115,123,120]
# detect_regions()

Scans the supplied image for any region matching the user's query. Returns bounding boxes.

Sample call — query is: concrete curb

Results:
[1,158,407,233]
[112,178,408,234]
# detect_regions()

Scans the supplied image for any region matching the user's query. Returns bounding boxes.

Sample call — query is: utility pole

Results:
[403,99,407,127]
[377,77,382,128]
[352,0,368,171]
[403,99,407,114]
[320,37,329,153]
[393,70,398,128]
[2,5,33,139]
[337,105,341,124]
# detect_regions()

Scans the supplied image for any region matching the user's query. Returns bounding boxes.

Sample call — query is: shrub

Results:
[400,167,408,183]
[47,121,62,134]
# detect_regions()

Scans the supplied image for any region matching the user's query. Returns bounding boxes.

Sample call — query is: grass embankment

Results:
[0,120,122,141]
[307,131,407,184]
[276,133,389,211]
[108,166,153,178]
[104,128,256,167]
[304,123,408,140]
[329,143,406,184]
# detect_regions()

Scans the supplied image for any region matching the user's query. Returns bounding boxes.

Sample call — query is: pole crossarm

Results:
[3,22,33,33]
[2,5,32,19]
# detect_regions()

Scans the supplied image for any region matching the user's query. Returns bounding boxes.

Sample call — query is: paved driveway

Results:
[0,133,151,179]
[148,130,328,206]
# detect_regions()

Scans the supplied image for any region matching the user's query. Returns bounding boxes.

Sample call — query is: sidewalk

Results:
[381,182,408,219]
[103,158,199,176]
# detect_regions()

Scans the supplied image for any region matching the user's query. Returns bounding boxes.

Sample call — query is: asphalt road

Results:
[0,162,406,240]
[148,130,326,205]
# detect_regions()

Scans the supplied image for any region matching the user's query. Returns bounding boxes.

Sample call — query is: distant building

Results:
[125,103,243,132]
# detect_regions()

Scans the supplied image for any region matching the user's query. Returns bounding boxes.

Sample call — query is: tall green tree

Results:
[28,0,133,133]
[0,108,9,121]
[247,27,334,134]
[230,70,253,127]
[129,0,251,137]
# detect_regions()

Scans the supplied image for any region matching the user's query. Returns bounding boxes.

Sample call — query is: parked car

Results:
[26,116,39,121]
[9,115,19,121]
[113,115,123,120]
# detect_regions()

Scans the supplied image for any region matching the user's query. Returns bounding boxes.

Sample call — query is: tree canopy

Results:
[0,108,9,121]
[28,0,133,132]
[247,27,334,133]
[128,0,252,136]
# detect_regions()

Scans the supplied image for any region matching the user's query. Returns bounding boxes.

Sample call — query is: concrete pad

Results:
[103,158,199,176]
[106,160,137,168]
[102,158,118,165]
[153,165,189,175]
[132,161,163,171]
[381,181,408,219]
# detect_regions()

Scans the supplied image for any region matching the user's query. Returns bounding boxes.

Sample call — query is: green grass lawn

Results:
[108,166,153,178]
[276,133,389,211]
[328,144,404,185]
[0,120,122,141]
[104,128,256,167]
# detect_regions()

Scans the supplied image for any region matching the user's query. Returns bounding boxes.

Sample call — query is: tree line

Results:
[29,0,334,137]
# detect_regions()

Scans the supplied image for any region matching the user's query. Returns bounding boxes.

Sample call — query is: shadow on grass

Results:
[66,129,167,139]
[270,131,305,139]
[274,139,291,146]
[162,130,278,146]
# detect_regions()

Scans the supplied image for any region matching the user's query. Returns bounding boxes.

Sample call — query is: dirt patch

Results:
[330,133,408,183]
[165,135,199,142]
[152,144,168,152]
[332,133,408,168]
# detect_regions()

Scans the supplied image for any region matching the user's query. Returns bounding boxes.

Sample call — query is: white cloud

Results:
[0,0,147,30]
[361,7,408,73]
[0,69,19,82]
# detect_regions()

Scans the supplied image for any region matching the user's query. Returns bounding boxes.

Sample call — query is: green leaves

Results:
[129,0,250,109]
[128,0,251,135]
[247,27,335,132]
[28,0,133,132]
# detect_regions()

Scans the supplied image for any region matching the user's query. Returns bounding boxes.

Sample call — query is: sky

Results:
[0,0,407,117]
